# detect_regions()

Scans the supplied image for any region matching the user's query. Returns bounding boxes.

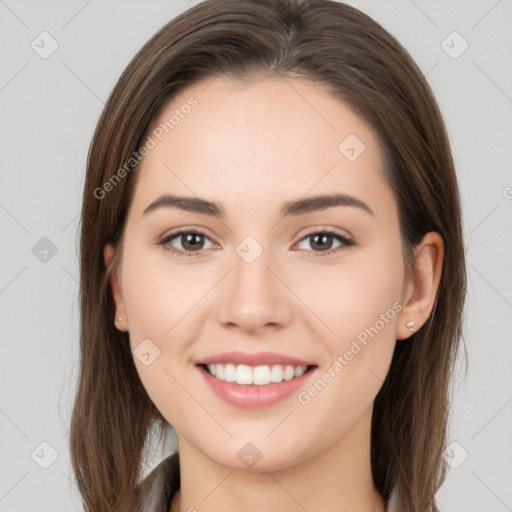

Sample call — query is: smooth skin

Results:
[104,76,443,512]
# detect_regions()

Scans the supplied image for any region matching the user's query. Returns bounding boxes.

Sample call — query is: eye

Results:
[158,230,217,256]
[294,229,355,256]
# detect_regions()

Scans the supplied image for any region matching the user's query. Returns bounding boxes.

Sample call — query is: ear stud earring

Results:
[406,321,414,332]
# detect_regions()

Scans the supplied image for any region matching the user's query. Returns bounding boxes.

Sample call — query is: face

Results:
[107,76,410,472]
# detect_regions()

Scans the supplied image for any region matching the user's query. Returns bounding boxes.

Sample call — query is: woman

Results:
[70,1,467,511]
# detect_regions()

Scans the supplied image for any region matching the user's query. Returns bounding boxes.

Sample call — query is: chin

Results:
[202,438,311,474]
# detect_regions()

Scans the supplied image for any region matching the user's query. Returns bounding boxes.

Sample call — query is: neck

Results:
[170,407,386,512]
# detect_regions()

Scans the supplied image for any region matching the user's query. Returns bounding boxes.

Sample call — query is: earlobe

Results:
[104,244,128,331]
[397,232,444,340]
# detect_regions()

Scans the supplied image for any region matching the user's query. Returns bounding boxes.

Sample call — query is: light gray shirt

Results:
[139,453,402,512]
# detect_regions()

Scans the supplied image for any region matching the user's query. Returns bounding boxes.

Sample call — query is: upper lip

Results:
[195,351,316,367]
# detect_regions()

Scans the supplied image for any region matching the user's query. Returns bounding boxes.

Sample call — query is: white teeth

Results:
[253,365,271,385]
[270,365,284,383]
[205,363,309,385]
[294,366,306,377]
[283,365,295,381]
[235,364,252,385]
[224,363,236,382]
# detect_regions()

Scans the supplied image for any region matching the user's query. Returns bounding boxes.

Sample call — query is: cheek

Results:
[292,265,402,439]
[121,245,207,343]
[296,251,403,347]
[119,245,211,422]
[294,245,404,408]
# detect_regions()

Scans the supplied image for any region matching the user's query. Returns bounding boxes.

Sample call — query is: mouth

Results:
[195,354,319,409]
[198,362,317,386]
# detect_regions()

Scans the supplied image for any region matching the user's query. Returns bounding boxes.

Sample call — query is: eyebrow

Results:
[142,193,374,218]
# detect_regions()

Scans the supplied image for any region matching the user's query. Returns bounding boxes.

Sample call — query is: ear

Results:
[397,232,444,340]
[104,243,128,331]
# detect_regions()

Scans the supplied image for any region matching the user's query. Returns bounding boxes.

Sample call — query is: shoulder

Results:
[139,452,180,512]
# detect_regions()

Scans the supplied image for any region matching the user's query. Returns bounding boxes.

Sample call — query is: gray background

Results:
[1,0,511,510]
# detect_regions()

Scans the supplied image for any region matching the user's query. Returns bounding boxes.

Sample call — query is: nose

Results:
[216,245,294,334]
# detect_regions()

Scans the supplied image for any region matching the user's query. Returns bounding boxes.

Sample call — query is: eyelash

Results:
[157,228,355,258]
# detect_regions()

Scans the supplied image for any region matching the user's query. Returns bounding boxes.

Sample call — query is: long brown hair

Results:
[70,1,467,510]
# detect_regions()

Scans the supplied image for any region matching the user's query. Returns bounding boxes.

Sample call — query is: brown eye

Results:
[296,230,354,256]
[159,230,216,256]
[309,233,335,251]
[178,232,205,251]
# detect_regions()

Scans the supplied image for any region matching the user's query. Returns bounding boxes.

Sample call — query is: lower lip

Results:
[197,365,316,409]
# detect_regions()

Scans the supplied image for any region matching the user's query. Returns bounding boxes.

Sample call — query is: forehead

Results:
[130,76,394,219]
